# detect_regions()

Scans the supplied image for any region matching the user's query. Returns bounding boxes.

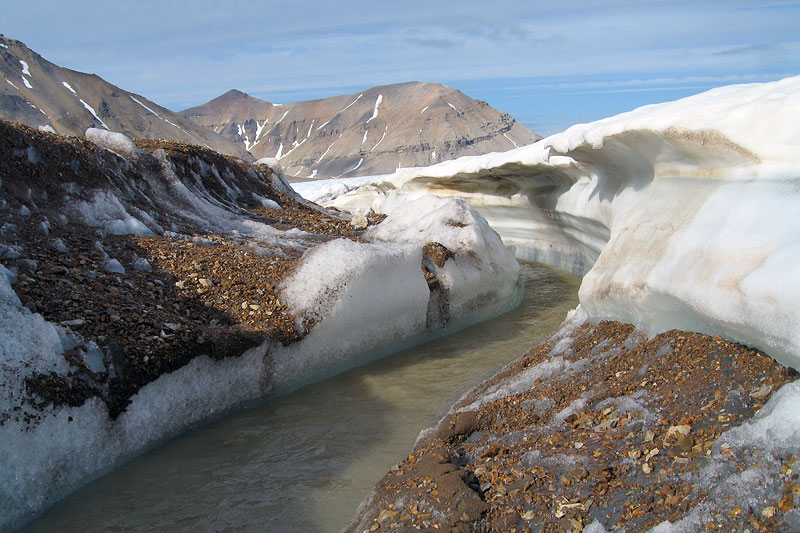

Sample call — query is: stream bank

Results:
[19,262,579,532]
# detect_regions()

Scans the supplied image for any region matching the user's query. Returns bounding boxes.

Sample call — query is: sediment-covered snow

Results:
[650,381,800,532]
[297,75,800,369]
[0,137,521,529]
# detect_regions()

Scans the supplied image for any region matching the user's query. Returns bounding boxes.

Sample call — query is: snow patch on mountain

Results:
[503,132,519,148]
[79,100,109,130]
[333,158,364,178]
[366,94,383,123]
[274,109,290,126]
[371,126,388,153]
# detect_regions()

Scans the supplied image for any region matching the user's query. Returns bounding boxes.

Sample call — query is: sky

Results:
[4,1,799,135]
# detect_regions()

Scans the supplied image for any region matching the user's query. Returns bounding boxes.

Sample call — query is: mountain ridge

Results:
[0,36,252,160]
[182,81,541,179]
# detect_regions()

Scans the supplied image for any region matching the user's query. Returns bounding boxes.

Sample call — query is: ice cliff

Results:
[296,76,800,369]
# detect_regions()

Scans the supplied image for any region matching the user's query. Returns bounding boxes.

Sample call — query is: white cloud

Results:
[2,0,798,116]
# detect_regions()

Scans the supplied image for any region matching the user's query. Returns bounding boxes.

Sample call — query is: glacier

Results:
[0,129,519,529]
[296,76,800,370]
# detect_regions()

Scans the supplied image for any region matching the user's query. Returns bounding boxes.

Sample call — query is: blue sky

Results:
[5,1,799,135]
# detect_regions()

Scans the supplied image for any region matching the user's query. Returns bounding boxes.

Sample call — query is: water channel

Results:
[21,262,580,532]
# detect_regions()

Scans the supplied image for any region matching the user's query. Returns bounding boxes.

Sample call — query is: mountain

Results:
[181,82,540,179]
[0,36,251,160]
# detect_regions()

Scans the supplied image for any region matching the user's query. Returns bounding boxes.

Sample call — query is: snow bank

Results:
[0,190,520,529]
[85,128,140,161]
[366,195,520,323]
[0,315,271,530]
[275,195,521,393]
[297,76,800,369]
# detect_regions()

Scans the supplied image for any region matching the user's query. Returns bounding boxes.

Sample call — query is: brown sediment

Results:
[349,321,798,532]
[0,121,385,420]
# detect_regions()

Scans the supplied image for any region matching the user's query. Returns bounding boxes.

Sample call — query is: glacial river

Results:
[21,262,579,532]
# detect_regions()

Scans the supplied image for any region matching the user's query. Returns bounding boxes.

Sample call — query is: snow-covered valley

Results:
[0,123,519,529]
[1,75,800,531]
[298,76,800,531]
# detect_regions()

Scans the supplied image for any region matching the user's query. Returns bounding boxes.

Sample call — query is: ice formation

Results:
[274,195,521,393]
[0,131,520,528]
[297,76,800,370]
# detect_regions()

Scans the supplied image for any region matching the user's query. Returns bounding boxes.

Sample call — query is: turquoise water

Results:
[21,262,579,532]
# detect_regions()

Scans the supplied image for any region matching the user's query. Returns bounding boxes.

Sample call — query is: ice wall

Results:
[274,195,521,393]
[0,131,521,528]
[297,76,800,368]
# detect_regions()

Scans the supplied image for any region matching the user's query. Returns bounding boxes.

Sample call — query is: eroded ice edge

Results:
[0,131,520,529]
[297,76,800,531]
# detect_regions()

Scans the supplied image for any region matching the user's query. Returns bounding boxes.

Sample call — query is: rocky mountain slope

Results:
[181,82,540,179]
[0,35,251,160]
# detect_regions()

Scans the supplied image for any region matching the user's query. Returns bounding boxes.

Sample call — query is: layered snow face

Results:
[366,195,520,323]
[275,195,521,393]
[0,278,271,529]
[296,76,800,369]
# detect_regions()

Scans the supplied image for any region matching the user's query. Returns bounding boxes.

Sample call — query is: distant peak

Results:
[220,89,248,99]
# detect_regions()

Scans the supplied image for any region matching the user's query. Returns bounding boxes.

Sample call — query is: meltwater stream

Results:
[21,262,579,532]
